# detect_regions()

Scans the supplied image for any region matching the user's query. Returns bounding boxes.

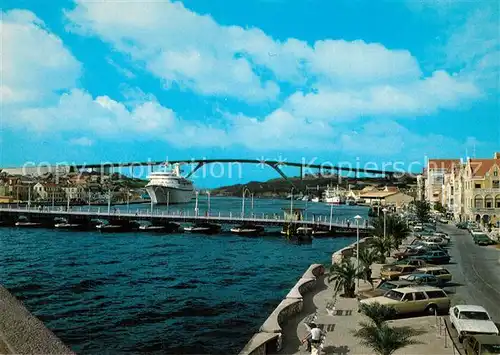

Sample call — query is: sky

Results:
[1,0,499,187]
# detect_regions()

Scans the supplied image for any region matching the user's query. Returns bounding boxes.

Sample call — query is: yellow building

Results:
[462,153,500,227]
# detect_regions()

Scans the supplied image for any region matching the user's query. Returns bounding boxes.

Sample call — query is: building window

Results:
[493,181,499,189]
[494,169,498,177]
[475,183,481,189]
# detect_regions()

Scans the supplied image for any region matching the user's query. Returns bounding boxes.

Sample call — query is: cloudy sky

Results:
[1,0,499,186]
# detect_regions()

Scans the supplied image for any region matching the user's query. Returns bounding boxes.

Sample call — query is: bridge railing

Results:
[0,205,370,229]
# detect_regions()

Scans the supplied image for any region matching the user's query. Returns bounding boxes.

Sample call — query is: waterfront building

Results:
[358,190,414,208]
[424,159,461,207]
[33,183,65,202]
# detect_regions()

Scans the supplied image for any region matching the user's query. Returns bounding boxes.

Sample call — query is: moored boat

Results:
[230,224,264,235]
[184,223,221,234]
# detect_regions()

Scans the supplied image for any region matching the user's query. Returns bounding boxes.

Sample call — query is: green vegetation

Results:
[371,214,410,249]
[370,235,393,264]
[328,258,362,298]
[358,247,378,288]
[434,202,447,214]
[354,302,423,355]
[414,200,431,223]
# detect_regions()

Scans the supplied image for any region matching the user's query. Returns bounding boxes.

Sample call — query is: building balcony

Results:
[473,188,500,193]
[470,207,500,214]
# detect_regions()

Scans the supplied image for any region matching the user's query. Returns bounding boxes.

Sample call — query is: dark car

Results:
[474,234,495,246]
[419,251,451,264]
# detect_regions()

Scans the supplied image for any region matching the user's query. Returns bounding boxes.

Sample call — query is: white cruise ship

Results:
[145,164,194,204]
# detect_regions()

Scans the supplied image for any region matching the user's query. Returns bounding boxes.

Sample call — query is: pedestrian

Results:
[301,323,323,353]
[347,220,350,228]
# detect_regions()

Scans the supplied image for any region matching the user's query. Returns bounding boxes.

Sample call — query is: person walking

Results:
[301,323,323,353]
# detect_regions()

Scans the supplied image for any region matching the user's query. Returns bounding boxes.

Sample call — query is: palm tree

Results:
[353,322,422,355]
[358,247,378,288]
[371,215,410,249]
[358,302,397,327]
[370,235,393,263]
[328,258,362,298]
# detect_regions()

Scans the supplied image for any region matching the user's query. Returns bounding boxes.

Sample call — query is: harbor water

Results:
[0,197,367,354]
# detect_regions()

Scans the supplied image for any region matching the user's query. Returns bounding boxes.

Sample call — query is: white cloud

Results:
[1,10,81,105]
[64,0,429,101]
[285,70,480,121]
[70,137,93,146]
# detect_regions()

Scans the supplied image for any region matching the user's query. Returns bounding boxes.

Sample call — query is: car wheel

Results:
[426,304,438,315]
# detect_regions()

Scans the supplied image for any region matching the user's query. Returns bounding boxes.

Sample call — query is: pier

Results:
[0,206,372,235]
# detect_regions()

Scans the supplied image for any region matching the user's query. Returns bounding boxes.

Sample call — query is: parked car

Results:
[380,265,418,281]
[399,273,441,287]
[434,232,450,240]
[394,247,428,260]
[474,234,495,246]
[439,218,449,224]
[413,266,452,284]
[449,305,499,342]
[359,286,450,316]
[382,258,429,270]
[419,251,451,264]
[457,222,468,229]
[421,237,448,247]
[358,280,414,299]
[463,335,500,355]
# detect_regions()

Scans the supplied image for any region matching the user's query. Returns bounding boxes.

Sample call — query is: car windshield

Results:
[459,311,490,320]
[379,283,396,291]
[482,344,500,353]
[384,290,403,301]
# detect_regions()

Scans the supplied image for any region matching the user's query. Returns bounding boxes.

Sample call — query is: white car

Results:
[449,305,499,342]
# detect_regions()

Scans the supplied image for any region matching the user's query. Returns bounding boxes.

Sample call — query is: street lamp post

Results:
[289,187,295,217]
[107,189,112,215]
[242,187,251,218]
[382,208,388,239]
[194,191,199,217]
[207,191,211,216]
[126,190,130,213]
[166,191,170,215]
[354,215,362,292]
[251,192,254,217]
[329,203,334,230]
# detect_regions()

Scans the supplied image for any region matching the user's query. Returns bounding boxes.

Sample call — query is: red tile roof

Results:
[468,159,500,177]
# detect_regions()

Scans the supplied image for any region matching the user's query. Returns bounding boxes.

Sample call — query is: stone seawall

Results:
[0,285,74,354]
[238,264,325,355]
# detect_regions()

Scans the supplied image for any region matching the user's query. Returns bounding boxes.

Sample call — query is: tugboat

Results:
[230,224,264,235]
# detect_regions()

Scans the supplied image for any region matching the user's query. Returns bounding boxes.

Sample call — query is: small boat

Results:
[139,225,167,232]
[15,216,43,228]
[302,195,310,201]
[312,229,330,237]
[297,226,313,234]
[311,197,320,203]
[15,221,43,228]
[230,224,264,235]
[97,220,140,233]
[184,223,221,234]
[54,223,85,230]
[139,222,181,233]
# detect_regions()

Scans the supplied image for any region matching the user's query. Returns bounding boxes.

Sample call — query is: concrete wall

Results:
[238,264,325,355]
[0,285,74,354]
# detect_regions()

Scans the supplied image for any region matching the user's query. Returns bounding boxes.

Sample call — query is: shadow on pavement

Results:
[322,345,351,355]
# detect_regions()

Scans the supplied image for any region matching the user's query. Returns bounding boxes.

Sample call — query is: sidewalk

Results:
[273,261,454,355]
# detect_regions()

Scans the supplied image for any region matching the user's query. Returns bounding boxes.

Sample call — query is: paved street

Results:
[439,223,500,321]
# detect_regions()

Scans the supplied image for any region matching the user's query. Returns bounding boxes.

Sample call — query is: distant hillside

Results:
[210,174,417,198]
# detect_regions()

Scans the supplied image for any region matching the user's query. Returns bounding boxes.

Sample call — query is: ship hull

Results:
[145,185,194,204]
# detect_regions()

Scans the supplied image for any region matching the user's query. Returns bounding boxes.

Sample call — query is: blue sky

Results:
[1,0,499,187]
